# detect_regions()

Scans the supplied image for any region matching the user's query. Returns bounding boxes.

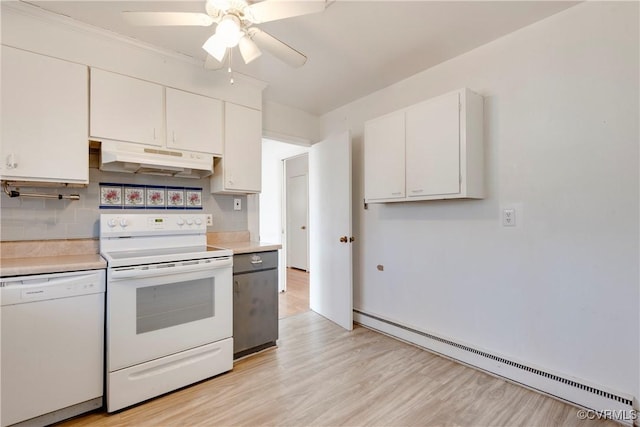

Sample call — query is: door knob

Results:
[339,236,348,243]
[301,226,306,230]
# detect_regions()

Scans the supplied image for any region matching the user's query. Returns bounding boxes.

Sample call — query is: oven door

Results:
[107,256,232,372]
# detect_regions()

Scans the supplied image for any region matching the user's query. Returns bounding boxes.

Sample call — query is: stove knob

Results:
[186,218,193,226]
[120,218,129,228]
[194,218,203,226]
[107,218,118,228]
[176,218,185,226]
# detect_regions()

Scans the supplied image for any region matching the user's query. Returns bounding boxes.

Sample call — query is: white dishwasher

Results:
[1,269,105,427]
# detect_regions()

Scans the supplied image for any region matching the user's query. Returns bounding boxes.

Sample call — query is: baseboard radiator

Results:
[354,309,637,426]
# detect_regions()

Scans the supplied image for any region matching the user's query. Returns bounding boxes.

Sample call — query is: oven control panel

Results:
[100,213,207,236]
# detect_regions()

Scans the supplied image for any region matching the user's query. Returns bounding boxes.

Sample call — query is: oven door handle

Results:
[109,257,231,280]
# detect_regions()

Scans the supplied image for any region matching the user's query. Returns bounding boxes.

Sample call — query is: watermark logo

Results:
[577,409,638,422]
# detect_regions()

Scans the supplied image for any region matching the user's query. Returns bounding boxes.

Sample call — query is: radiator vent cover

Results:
[354,310,632,407]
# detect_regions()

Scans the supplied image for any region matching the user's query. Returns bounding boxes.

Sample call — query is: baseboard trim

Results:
[354,309,637,426]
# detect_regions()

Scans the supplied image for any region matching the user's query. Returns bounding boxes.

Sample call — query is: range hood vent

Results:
[99,141,213,179]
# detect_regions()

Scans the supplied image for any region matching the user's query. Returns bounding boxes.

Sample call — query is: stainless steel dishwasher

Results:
[233,251,278,359]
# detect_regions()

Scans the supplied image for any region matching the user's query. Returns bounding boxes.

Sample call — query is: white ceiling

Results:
[25,0,578,115]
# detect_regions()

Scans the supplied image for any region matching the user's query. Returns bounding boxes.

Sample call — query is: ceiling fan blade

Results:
[122,12,214,26]
[205,55,225,70]
[248,28,307,67]
[239,36,262,64]
[245,0,326,24]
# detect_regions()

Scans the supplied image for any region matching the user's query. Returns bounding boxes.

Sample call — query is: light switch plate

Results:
[234,198,242,211]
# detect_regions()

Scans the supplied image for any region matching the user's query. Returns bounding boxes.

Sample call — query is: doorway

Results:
[285,154,309,271]
[259,133,353,329]
[259,138,310,296]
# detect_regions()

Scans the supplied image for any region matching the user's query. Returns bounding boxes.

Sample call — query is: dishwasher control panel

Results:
[0,270,105,306]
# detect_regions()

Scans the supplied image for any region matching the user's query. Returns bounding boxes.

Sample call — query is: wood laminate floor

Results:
[279,267,310,319]
[62,311,616,427]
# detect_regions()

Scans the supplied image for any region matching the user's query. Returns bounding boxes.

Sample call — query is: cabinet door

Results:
[221,103,262,193]
[166,88,223,155]
[0,47,88,184]
[364,111,405,201]
[406,91,460,197]
[90,69,163,146]
[233,269,278,355]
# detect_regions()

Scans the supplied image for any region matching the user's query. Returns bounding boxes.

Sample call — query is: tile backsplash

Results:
[99,183,203,210]
[0,168,246,241]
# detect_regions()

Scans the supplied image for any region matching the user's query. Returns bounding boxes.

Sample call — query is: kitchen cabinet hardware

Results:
[2,182,80,201]
[339,236,348,243]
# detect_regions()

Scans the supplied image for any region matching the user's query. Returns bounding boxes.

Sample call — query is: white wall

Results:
[260,138,310,291]
[262,101,322,145]
[321,2,639,401]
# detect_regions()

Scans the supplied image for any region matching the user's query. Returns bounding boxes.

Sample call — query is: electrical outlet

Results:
[502,208,516,226]
[205,214,213,226]
[234,198,242,211]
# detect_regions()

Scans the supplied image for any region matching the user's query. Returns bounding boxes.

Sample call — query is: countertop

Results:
[0,236,279,277]
[0,254,107,278]
[213,241,282,255]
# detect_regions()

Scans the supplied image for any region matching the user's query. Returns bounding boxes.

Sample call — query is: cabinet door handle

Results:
[172,131,176,143]
[391,192,402,196]
[339,236,348,243]
[301,226,306,230]
[153,128,156,140]
[411,189,424,193]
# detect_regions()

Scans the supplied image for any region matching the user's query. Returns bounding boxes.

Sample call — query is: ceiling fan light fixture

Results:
[202,34,228,62]
[239,35,262,64]
[216,15,243,48]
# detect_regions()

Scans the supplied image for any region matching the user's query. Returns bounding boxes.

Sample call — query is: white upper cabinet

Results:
[364,111,405,201]
[165,88,223,156]
[211,102,262,194]
[406,91,461,198]
[90,68,164,147]
[1,46,89,184]
[364,88,484,203]
[90,69,223,156]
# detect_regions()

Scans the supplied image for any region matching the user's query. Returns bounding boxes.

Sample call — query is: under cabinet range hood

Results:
[99,140,213,179]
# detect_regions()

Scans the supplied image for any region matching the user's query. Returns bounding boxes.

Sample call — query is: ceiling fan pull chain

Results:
[228,48,234,85]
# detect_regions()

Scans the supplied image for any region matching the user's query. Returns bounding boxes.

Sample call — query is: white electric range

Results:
[100,213,233,412]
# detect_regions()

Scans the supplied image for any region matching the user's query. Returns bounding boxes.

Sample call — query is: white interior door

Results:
[309,131,353,331]
[287,174,309,270]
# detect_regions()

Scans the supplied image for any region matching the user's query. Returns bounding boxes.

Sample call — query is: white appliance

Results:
[100,213,233,412]
[0,270,105,427]
[100,140,213,179]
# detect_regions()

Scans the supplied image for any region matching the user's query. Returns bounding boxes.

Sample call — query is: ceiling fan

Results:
[122,0,326,70]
